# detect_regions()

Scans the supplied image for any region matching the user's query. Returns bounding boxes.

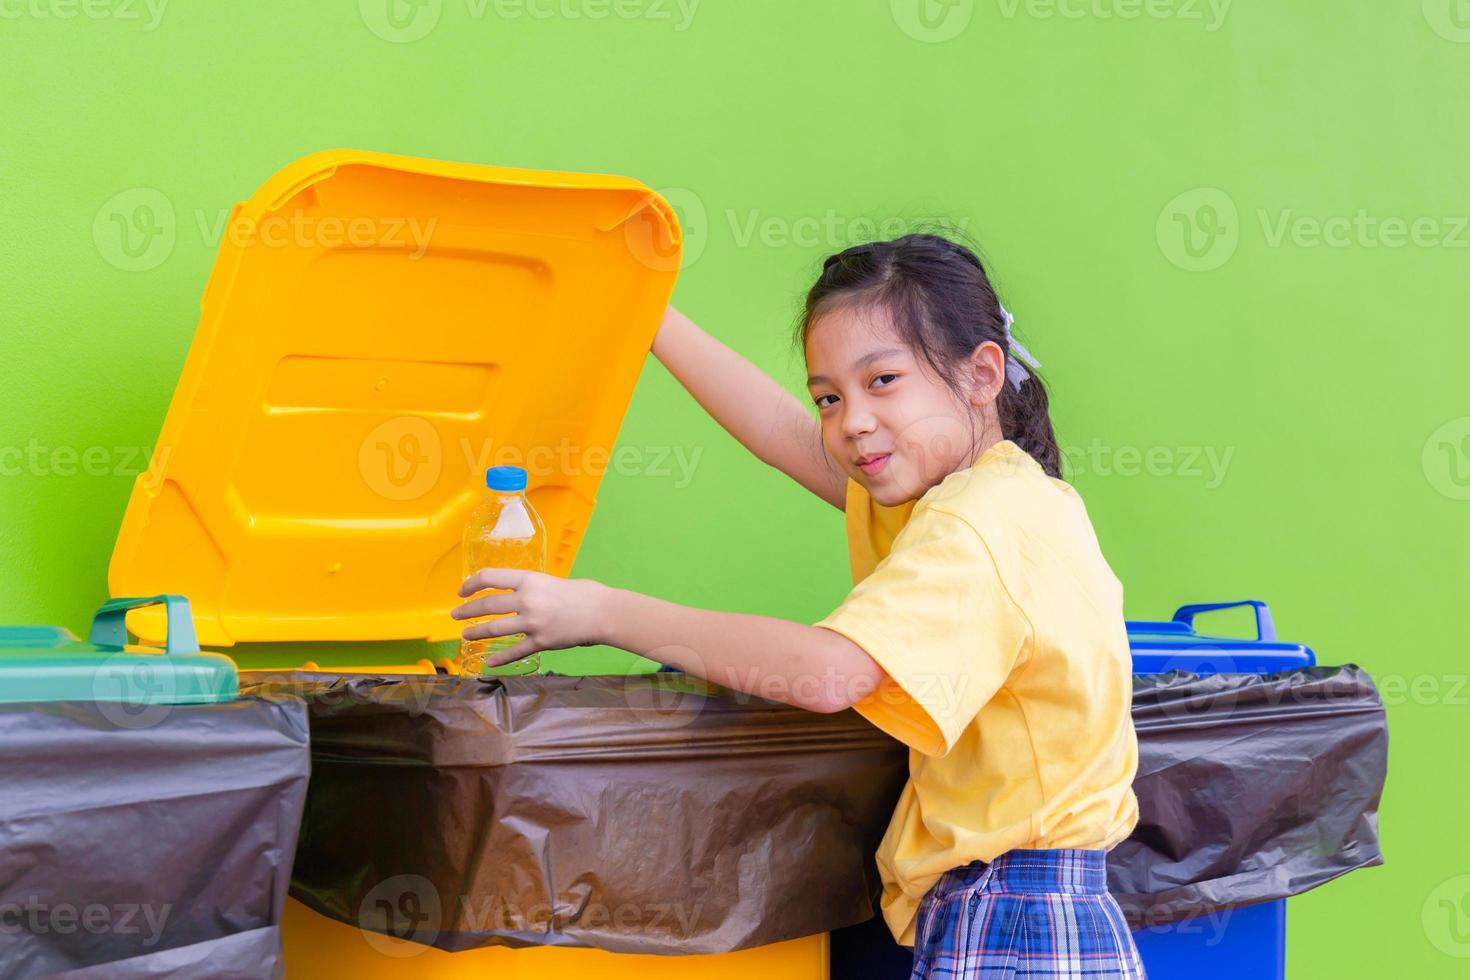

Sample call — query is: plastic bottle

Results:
[459,465,547,676]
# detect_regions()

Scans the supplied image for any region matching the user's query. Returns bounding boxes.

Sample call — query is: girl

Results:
[452,233,1145,979]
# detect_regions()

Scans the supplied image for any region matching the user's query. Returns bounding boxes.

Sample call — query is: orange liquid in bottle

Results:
[459,467,546,676]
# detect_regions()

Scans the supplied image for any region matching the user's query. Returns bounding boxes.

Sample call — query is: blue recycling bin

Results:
[1126,600,1315,980]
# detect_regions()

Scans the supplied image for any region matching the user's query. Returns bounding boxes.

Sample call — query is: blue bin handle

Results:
[89,595,200,655]
[1171,600,1277,642]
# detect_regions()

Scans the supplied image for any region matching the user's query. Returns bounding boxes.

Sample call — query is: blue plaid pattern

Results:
[909,849,1146,979]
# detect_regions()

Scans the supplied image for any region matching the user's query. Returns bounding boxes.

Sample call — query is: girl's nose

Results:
[841,402,877,439]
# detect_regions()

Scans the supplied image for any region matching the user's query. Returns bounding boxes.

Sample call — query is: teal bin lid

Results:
[0,596,238,707]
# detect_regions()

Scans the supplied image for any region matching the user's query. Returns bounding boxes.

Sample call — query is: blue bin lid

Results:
[1127,600,1315,675]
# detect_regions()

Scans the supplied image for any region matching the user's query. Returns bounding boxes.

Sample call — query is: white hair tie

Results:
[998,302,1042,391]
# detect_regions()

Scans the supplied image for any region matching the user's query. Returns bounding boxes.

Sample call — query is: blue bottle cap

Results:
[486,466,528,492]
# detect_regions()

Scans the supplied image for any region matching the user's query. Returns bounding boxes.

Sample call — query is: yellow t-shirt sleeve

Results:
[815,505,1031,758]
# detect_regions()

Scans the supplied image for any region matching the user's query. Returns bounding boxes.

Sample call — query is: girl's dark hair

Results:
[794,232,1062,479]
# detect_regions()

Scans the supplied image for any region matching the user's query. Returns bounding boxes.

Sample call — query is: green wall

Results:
[3,1,1467,974]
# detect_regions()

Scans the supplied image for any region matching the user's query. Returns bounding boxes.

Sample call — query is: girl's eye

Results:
[872,373,898,388]
[814,394,838,410]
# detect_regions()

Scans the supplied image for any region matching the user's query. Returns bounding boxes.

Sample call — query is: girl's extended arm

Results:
[652,306,847,510]
[453,568,886,713]
[599,583,884,713]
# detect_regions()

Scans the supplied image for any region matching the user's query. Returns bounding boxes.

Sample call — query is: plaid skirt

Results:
[909,849,1146,979]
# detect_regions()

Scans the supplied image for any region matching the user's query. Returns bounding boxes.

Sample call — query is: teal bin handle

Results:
[89,595,200,655]
[1171,600,1277,643]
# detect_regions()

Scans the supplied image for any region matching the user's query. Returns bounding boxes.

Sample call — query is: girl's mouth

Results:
[858,453,891,476]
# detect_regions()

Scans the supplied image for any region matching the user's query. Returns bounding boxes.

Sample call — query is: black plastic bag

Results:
[1109,665,1387,927]
[239,665,1385,956]
[0,696,310,979]
[240,670,908,955]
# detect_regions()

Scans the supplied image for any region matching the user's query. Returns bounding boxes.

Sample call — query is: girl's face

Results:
[805,302,1006,506]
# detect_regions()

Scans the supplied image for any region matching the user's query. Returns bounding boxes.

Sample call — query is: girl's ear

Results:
[965,340,1007,407]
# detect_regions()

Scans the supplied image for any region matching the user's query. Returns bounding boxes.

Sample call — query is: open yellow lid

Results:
[110,150,682,646]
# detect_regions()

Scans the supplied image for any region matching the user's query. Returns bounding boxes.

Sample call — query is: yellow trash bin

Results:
[281,899,828,978]
[108,150,841,978]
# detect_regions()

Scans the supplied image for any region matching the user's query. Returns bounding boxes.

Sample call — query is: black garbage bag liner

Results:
[240,665,1385,956]
[0,696,309,980]
[238,670,909,955]
[1109,664,1387,927]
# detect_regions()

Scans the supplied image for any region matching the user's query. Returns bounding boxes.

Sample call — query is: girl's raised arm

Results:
[651,305,847,511]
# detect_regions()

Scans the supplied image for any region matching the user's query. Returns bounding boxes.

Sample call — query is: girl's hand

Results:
[452,569,609,669]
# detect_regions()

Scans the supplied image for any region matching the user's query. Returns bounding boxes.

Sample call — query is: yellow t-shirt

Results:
[814,439,1139,947]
